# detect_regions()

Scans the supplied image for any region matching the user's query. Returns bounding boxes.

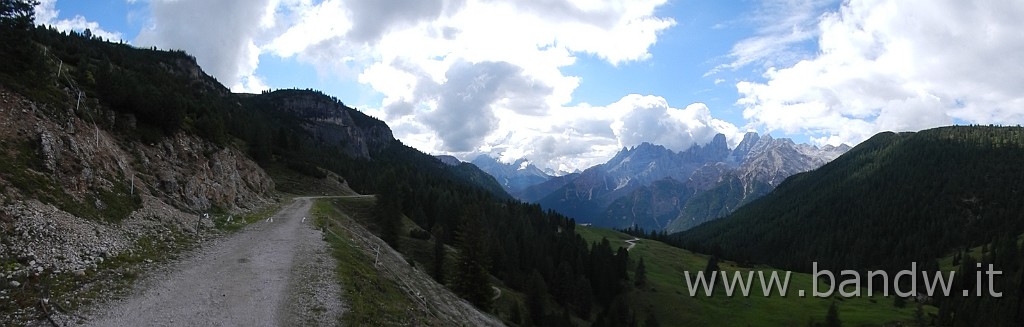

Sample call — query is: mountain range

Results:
[468,155,552,194]
[484,132,848,231]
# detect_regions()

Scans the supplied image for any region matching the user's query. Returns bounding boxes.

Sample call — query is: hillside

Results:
[575,226,922,326]
[676,126,1024,274]
[0,23,633,326]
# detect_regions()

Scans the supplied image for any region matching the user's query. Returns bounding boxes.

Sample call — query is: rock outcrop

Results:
[0,85,275,279]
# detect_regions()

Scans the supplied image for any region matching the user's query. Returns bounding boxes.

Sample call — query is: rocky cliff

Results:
[250,89,394,159]
[0,85,275,278]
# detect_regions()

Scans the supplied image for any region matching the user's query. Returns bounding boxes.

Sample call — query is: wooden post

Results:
[374,245,380,266]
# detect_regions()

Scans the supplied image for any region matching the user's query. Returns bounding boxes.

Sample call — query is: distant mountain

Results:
[470,155,552,194]
[533,133,848,231]
[665,133,849,232]
[602,178,695,230]
[536,135,733,229]
[675,126,1024,274]
[513,172,580,203]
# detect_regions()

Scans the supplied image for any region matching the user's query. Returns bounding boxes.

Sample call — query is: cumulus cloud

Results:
[465,94,742,172]
[611,95,741,151]
[736,0,1024,146]
[109,0,733,171]
[34,0,125,41]
[135,0,274,92]
[346,0,463,44]
[261,0,677,170]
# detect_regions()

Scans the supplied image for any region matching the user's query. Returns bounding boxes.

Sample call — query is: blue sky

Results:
[34,0,1024,172]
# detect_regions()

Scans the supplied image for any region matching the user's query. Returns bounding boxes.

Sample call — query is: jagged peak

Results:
[711,133,728,145]
[634,141,669,152]
[471,154,500,164]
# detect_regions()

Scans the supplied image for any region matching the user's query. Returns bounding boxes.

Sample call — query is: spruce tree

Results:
[644,311,661,327]
[635,257,647,287]
[452,209,493,311]
[527,270,548,325]
[705,255,720,276]
[431,225,446,284]
[826,302,841,327]
[0,0,37,32]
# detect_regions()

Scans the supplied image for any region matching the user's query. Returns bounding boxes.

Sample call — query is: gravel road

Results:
[83,197,344,326]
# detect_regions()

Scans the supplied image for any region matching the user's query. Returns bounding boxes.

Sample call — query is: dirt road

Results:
[84,197,344,326]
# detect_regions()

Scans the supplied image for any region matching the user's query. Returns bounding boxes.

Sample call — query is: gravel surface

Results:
[82,197,343,326]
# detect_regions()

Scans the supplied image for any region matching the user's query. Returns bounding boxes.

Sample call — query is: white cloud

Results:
[463,94,742,172]
[135,0,275,92]
[736,0,1024,146]
[257,0,686,170]
[610,95,742,151]
[112,0,740,171]
[34,0,125,42]
[708,0,836,75]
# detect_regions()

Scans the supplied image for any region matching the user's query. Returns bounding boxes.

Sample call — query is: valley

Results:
[2,3,1023,326]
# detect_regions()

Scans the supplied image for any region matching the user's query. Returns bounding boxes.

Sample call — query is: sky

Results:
[34,0,1024,173]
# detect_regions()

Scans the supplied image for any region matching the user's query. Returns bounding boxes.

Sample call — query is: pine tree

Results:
[893,296,906,308]
[527,270,548,325]
[431,225,446,284]
[705,255,720,276]
[644,311,661,327]
[635,257,647,287]
[451,209,493,311]
[825,302,841,327]
[374,191,402,249]
[574,276,593,318]
[510,301,523,326]
[0,0,37,32]
[373,173,404,249]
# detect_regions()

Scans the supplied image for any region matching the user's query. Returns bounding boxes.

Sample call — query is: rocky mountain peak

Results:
[737,135,849,187]
[471,155,551,194]
[729,132,761,164]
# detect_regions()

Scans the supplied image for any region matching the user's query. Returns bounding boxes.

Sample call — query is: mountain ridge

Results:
[525,132,848,231]
[469,155,551,195]
[675,126,1024,273]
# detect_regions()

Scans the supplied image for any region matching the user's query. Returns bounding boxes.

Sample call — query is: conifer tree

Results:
[635,257,647,287]
[826,302,841,327]
[451,208,493,311]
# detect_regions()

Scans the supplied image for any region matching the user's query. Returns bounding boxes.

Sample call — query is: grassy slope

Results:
[322,196,528,325]
[577,226,928,326]
[311,199,424,326]
[262,162,357,196]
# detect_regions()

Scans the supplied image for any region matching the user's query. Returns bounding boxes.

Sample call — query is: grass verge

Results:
[312,198,426,326]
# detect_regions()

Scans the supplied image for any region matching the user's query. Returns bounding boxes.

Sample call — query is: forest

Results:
[672,126,1024,326]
